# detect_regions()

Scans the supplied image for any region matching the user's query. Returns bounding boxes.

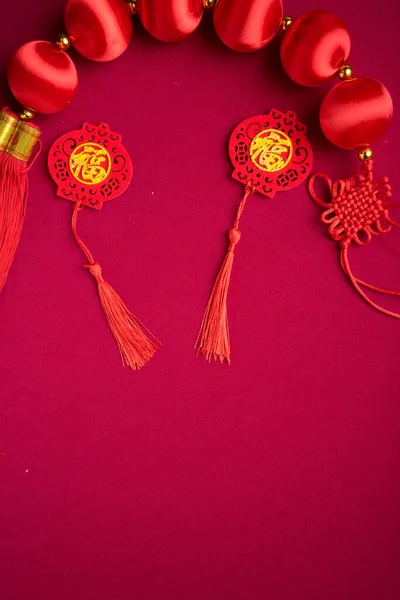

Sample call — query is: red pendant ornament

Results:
[195,109,313,364]
[48,122,160,370]
[48,121,132,209]
[229,109,312,197]
[309,160,400,318]
[307,66,399,318]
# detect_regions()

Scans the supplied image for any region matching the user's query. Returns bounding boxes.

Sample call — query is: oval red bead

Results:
[7,41,78,114]
[280,10,351,86]
[214,0,283,52]
[65,0,132,62]
[136,0,203,42]
[320,77,393,149]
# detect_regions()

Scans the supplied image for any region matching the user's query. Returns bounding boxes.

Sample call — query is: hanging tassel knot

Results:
[309,160,400,319]
[86,262,104,282]
[228,227,241,250]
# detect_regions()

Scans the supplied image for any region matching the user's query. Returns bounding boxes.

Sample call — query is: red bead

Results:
[136,0,203,42]
[320,77,393,149]
[65,0,132,62]
[7,41,78,114]
[214,0,283,52]
[280,10,351,86]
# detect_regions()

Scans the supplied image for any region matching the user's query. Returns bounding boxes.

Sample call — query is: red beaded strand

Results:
[214,0,283,52]
[320,77,393,150]
[280,10,351,86]
[65,0,133,61]
[7,41,78,115]
[137,0,204,42]
[4,1,395,152]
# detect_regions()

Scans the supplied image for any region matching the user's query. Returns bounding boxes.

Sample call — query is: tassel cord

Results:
[71,201,96,267]
[340,243,400,319]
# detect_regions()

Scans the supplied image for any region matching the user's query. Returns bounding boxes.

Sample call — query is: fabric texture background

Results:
[1,1,399,598]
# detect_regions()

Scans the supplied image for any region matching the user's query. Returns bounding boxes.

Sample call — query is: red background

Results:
[1,1,400,598]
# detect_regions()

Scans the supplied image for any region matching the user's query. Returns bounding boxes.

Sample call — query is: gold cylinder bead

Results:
[281,16,293,31]
[359,147,373,161]
[202,0,216,7]
[6,121,41,163]
[0,109,19,153]
[56,33,72,51]
[19,108,35,122]
[338,64,353,80]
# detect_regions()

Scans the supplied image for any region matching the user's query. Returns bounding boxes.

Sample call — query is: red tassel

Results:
[0,153,27,291]
[0,108,41,292]
[72,202,160,370]
[195,182,254,364]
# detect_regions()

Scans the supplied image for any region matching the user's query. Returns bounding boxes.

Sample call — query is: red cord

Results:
[340,244,400,318]
[71,201,96,267]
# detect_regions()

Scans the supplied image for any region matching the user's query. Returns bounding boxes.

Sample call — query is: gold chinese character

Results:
[69,143,111,185]
[250,129,292,173]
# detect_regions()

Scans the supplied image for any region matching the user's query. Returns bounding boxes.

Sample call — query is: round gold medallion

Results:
[69,143,111,185]
[250,129,293,173]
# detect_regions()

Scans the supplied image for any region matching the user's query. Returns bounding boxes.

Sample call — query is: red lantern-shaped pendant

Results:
[196,109,313,364]
[48,122,132,209]
[48,122,159,371]
[229,109,312,196]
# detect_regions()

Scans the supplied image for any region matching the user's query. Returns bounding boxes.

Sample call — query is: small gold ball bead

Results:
[56,33,71,51]
[202,0,216,7]
[126,0,137,13]
[281,16,293,32]
[338,64,353,80]
[359,147,373,161]
[19,109,35,121]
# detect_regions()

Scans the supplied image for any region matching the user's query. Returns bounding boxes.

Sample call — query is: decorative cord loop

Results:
[310,160,400,319]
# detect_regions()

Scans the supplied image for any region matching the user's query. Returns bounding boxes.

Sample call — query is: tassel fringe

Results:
[195,182,254,364]
[0,153,27,291]
[72,202,160,370]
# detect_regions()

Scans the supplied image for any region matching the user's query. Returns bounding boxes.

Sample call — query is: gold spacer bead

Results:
[126,0,137,14]
[338,64,353,80]
[359,147,373,161]
[19,108,35,122]
[56,33,71,51]
[281,16,293,32]
[202,0,216,7]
